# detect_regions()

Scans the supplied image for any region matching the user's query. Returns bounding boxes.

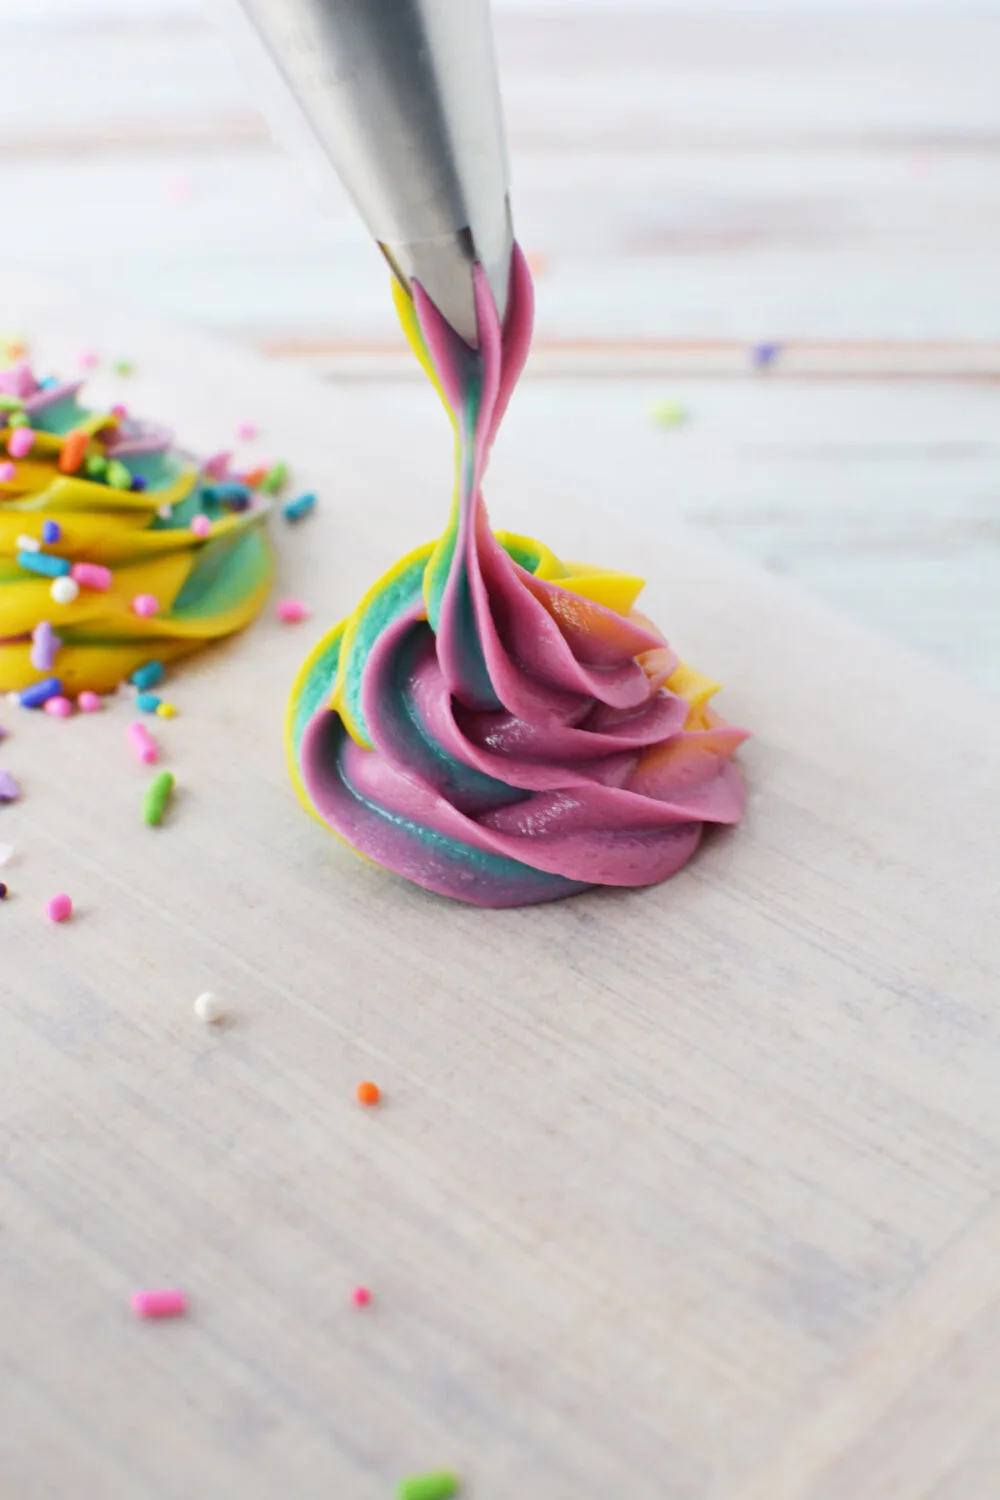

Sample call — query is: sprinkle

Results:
[83,453,108,479]
[0,393,22,411]
[50,577,80,605]
[235,420,257,441]
[130,475,147,492]
[0,882,7,899]
[190,515,211,538]
[397,1471,459,1500]
[58,429,89,474]
[19,678,61,709]
[241,465,268,488]
[41,519,61,544]
[127,722,158,765]
[143,770,175,827]
[110,403,128,420]
[131,661,164,691]
[77,691,102,713]
[0,461,15,481]
[78,349,99,371]
[105,459,132,490]
[752,341,781,368]
[46,892,72,922]
[71,562,112,591]
[351,1286,372,1307]
[43,696,72,718]
[526,250,548,277]
[155,702,177,719]
[132,594,159,618]
[259,459,288,495]
[193,991,223,1023]
[136,693,161,713]
[113,360,134,377]
[277,598,309,624]
[203,450,231,480]
[130,1288,187,1320]
[0,770,20,802]
[649,398,687,427]
[31,621,62,672]
[356,1080,380,1107]
[156,502,172,520]
[18,550,70,578]
[8,412,29,428]
[283,491,317,522]
[16,534,40,553]
[203,482,250,512]
[0,843,14,865]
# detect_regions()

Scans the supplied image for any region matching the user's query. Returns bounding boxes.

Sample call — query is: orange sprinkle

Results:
[242,464,269,488]
[356,1080,380,1107]
[57,429,89,474]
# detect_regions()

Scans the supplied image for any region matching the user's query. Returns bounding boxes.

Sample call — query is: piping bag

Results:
[227,0,514,346]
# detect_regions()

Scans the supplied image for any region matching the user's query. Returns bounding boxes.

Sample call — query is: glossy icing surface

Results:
[288,250,747,907]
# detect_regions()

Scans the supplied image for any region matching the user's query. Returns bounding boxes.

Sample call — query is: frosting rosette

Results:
[288,249,747,907]
[0,362,272,694]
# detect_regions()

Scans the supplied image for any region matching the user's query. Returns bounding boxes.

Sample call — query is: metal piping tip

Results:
[228,0,514,345]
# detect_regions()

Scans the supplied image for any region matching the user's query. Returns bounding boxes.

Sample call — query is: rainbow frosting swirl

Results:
[288,249,747,908]
[0,363,272,695]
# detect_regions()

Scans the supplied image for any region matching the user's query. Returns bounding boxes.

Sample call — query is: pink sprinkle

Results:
[71,562,112,591]
[0,461,15,482]
[110,403,128,420]
[78,691,102,713]
[130,1288,187,1320]
[235,421,257,441]
[190,514,211,538]
[132,594,159,618]
[203,450,231,480]
[8,427,33,459]
[277,598,309,624]
[351,1286,372,1307]
[46,892,72,922]
[127,721,158,764]
[79,350,99,371]
[43,696,73,718]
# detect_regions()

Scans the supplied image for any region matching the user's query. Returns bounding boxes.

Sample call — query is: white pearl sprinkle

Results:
[157,502,173,520]
[193,991,223,1024]
[50,576,79,605]
[0,842,14,867]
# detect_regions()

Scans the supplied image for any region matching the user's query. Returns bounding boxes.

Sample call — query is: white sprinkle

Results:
[0,842,14,867]
[16,534,40,553]
[194,991,223,1024]
[50,577,79,605]
[157,502,173,520]
[5,692,21,707]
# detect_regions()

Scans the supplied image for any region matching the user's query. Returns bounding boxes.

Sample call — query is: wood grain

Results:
[1,287,999,1499]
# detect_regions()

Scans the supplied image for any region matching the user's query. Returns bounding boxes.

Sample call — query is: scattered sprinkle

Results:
[18,550,70,579]
[143,770,175,827]
[397,1471,459,1500]
[241,464,268,488]
[203,450,231,480]
[155,702,177,719]
[0,461,15,482]
[16,534,40,553]
[259,459,288,495]
[156,502,173,520]
[50,577,80,605]
[648,397,687,427]
[71,562,112,592]
[58,429,89,474]
[356,1080,381,1107]
[7,427,34,459]
[136,693,161,714]
[46,892,72,923]
[43,696,73,719]
[283,491,317,522]
[132,594,159,619]
[19,678,62,709]
[105,459,132,490]
[351,1286,372,1307]
[277,598,309,624]
[113,360,134,377]
[110,402,128,419]
[0,882,7,899]
[30,621,62,673]
[83,453,108,480]
[752,341,781,369]
[235,420,257,441]
[78,349,99,371]
[130,1288,187,1319]
[131,475,147,492]
[41,519,61,544]
[194,991,223,1024]
[127,721,158,765]
[0,770,20,802]
[131,661,164,691]
[77,691,102,713]
[0,843,14,865]
[190,514,211,538]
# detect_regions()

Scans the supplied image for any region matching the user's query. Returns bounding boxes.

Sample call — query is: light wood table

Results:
[1,284,999,1499]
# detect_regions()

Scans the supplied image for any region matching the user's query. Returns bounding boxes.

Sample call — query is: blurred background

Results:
[1,0,998,689]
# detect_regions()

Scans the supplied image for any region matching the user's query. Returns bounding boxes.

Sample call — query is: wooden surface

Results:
[2,284,1000,1499]
[1,2,999,692]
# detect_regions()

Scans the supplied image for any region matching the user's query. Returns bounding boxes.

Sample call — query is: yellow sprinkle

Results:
[155,702,177,718]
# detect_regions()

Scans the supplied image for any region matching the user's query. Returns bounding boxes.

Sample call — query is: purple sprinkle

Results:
[752,341,781,368]
[41,519,61,544]
[30,621,62,673]
[19,677,62,709]
[130,475,147,492]
[0,770,20,804]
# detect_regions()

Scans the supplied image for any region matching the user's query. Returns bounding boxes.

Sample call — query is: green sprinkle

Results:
[8,410,29,428]
[396,1471,459,1500]
[105,459,132,490]
[259,460,288,495]
[648,397,687,428]
[0,393,23,411]
[84,453,109,479]
[142,771,175,827]
[112,360,134,376]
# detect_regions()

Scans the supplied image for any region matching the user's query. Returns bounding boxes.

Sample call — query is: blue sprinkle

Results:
[17,551,71,578]
[130,475,148,492]
[203,482,250,512]
[283,491,317,522]
[136,693,161,713]
[131,661,164,691]
[39,376,59,389]
[20,676,62,708]
[41,519,61,545]
[752,341,781,368]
